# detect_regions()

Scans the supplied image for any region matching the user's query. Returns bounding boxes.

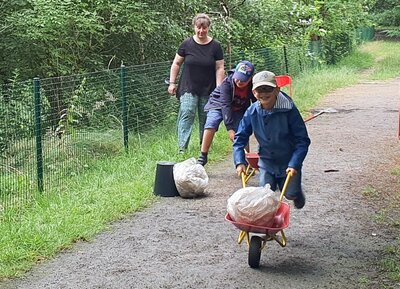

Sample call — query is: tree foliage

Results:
[0,0,160,81]
[0,0,377,84]
[370,0,400,36]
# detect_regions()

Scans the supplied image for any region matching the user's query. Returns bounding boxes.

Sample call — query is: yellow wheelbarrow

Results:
[225,172,292,268]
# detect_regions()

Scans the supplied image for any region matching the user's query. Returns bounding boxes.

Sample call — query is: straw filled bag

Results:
[227,184,280,227]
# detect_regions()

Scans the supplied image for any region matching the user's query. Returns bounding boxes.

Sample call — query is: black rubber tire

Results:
[248,236,262,268]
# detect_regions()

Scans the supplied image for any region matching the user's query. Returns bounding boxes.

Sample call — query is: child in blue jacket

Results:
[233,70,311,208]
[197,60,256,166]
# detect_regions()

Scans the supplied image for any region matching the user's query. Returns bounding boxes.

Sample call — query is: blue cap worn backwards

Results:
[232,60,255,82]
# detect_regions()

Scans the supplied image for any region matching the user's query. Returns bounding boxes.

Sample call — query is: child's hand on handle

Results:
[236,164,246,176]
[286,167,297,176]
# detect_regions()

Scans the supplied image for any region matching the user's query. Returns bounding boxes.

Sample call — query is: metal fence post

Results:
[308,40,321,69]
[298,50,303,72]
[283,45,289,74]
[33,77,44,192]
[120,64,128,152]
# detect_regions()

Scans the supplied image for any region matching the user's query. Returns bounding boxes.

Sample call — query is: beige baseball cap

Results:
[252,71,277,90]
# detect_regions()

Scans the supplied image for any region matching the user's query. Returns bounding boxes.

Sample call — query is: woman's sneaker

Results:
[294,192,306,209]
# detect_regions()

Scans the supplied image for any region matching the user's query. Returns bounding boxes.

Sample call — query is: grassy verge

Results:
[361,165,400,287]
[1,40,399,280]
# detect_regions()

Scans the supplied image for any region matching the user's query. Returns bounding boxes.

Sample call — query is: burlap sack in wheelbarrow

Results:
[227,185,280,227]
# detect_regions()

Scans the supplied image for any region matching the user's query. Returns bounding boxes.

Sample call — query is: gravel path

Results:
[1,78,399,289]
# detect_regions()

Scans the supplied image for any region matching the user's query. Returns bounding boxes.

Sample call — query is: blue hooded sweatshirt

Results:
[233,92,311,177]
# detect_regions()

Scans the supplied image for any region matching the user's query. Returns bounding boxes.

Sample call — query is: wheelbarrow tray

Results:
[245,152,259,169]
[225,202,290,235]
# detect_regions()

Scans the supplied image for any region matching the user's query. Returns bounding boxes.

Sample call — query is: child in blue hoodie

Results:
[197,60,256,166]
[233,70,310,209]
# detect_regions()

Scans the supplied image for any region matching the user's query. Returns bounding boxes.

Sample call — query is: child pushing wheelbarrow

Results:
[226,172,292,268]
[226,70,311,268]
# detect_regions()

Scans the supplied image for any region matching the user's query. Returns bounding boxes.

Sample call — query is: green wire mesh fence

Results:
[1,80,37,210]
[225,45,312,75]
[1,61,176,211]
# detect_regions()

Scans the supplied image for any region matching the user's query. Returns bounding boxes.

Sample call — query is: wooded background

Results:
[0,0,398,85]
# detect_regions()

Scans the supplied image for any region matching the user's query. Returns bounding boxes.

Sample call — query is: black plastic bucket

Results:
[153,161,180,197]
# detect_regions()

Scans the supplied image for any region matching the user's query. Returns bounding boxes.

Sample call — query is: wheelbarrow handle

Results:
[303,111,324,123]
[241,172,246,188]
[279,171,293,201]
[242,170,292,201]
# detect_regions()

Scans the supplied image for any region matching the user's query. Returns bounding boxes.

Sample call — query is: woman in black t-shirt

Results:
[168,13,225,153]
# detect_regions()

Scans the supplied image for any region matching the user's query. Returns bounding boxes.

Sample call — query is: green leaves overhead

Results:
[0,0,159,79]
[0,0,379,83]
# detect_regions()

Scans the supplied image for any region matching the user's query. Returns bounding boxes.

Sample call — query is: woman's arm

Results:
[215,59,225,86]
[168,54,185,95]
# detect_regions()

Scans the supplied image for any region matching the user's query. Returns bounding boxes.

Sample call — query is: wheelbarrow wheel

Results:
[248,236,262,268]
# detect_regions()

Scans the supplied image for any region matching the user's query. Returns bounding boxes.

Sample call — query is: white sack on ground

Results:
[227,185,280,227]
[173,157,208,198]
